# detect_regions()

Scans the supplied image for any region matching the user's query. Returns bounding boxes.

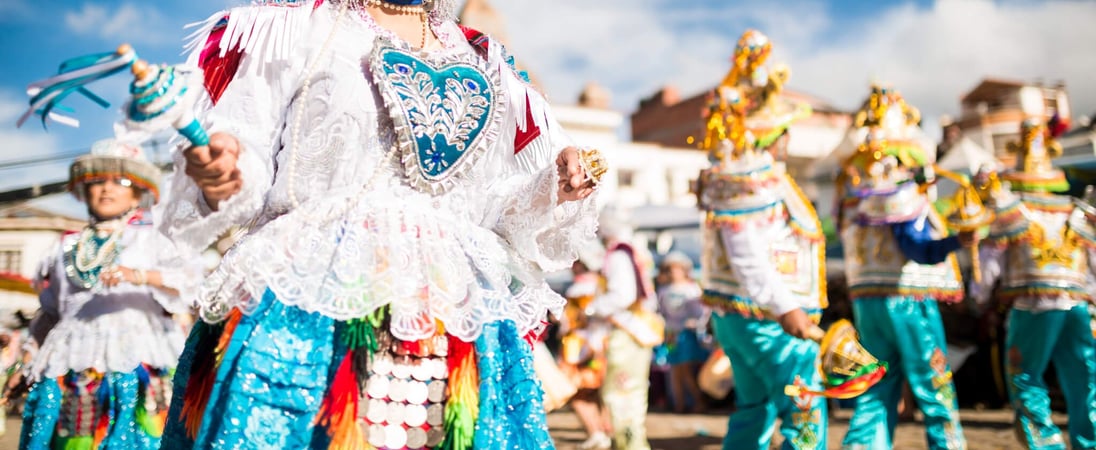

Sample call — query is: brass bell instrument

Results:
[785,319,888,400]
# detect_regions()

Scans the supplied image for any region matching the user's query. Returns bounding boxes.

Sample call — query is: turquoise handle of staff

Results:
[178,118,210,147]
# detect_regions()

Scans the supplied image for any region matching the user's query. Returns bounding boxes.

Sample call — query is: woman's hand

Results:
[185,132,243,211]
[100,266,136,287]
[556,147,597,204]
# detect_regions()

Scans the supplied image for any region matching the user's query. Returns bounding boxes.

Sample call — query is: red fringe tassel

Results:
[315,350,365,450]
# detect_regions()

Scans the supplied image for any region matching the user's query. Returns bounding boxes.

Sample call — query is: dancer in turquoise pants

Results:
[695,29,828,450]
[972,123,1096,450]
[837,85,972,449]
[709,313,826,449]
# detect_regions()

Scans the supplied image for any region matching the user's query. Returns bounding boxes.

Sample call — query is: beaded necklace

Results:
[64,211,135,289]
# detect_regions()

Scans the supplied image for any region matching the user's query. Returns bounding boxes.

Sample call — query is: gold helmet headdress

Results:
[1001,117,1069,192]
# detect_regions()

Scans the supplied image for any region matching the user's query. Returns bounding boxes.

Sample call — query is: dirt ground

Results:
[0,407,1068,449]
[547,407,1069,450]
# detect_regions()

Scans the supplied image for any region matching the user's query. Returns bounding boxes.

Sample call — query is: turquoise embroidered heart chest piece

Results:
[372,43,503,194]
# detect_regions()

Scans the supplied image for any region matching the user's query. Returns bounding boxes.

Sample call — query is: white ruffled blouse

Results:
[28,221,191,382]
[157,2,597,343]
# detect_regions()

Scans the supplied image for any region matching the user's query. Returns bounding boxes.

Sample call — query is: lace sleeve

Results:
[489,69,598,273]
[156,5,311,255]
[29,245,62,346]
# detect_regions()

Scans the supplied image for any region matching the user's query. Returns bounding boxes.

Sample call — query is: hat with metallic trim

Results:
[1002,116,1069,193]
[69,138,161,202]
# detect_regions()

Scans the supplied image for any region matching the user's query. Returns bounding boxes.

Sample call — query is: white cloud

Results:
[494,0,1096,138]
[63,3,174,44]
[786,0,1096,132]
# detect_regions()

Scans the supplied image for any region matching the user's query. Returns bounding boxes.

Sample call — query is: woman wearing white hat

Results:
[17,139,193,450]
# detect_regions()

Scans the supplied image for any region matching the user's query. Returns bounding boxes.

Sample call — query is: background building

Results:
[955,78,1071,165]
[630,86,852,183]
[0,195,85,315]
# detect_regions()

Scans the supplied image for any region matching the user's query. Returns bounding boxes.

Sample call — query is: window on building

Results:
[0,249,22,273]
[619,170,635,187]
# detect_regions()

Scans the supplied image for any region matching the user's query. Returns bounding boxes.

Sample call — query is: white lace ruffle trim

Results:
[27,310,185,382]
[199,181,573,343]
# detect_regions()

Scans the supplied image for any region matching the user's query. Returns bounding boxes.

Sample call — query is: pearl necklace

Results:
[364,0,426,14]
[361,0,429,49]
[65,211,135,289]
[285,1,400,227]
[73,227,123,273]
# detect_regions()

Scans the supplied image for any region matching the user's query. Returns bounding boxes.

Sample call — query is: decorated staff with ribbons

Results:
[694,30,830,450]
[16,139,192,450]
[19,0,604,449]
[971,117,1096,450]
[837,84,972,450]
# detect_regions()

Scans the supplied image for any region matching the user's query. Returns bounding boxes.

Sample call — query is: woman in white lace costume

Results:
[19,139,192,450]
[156,0,600,449]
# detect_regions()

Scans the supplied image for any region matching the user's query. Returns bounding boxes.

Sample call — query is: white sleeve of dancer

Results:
[719,227,799,316]
[588,251,638,317]
[157,4,311,256]
[486,60,597,274]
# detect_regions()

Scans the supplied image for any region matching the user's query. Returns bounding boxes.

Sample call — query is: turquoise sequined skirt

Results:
[20,365,172,450]
[161,290,553,449]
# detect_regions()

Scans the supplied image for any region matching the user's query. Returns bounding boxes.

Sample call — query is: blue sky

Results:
[1,0,1093,191]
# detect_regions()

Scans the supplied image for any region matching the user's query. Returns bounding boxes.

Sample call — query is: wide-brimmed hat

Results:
[660,251,694,269]
[69,138,161,202]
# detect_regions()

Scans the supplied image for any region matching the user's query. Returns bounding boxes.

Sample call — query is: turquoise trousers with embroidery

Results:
[842,297,966,450]
[710,312,827,450]
[1006,305,1096,450]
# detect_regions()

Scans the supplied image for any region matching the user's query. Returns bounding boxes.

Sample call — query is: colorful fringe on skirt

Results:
[20,365,173,449]
[160,289,553,449]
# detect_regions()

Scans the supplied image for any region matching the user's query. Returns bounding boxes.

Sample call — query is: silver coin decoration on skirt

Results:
[367,423,386,448]
[385,423,408,448]
[359,328,451,449]
[404,404,428,427]
[427,380,447,403]
[406,426,429,448]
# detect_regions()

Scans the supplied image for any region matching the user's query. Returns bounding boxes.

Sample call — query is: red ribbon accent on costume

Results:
[514,94,542,155]
[315,350,365,449]
[198,18,243,106]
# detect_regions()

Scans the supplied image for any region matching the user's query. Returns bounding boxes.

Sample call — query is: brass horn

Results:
[785,320,888,400]
[935,166,995,283]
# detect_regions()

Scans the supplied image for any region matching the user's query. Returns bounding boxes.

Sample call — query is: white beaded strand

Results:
[286,0,401,227]
[286,1,351,211]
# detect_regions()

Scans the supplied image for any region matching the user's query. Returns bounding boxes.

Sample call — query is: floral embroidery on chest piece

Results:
[371,40,503,195]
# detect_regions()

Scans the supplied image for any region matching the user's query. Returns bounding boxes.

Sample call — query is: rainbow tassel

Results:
[135,365,168,437]
[315,351,366,450]
[214,309,243,366]
[442,336,479,450]
[180,319,228,439]
[340,312,382,390]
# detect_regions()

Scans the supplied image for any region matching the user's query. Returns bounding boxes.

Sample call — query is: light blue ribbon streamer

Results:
[18,48,138,129]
